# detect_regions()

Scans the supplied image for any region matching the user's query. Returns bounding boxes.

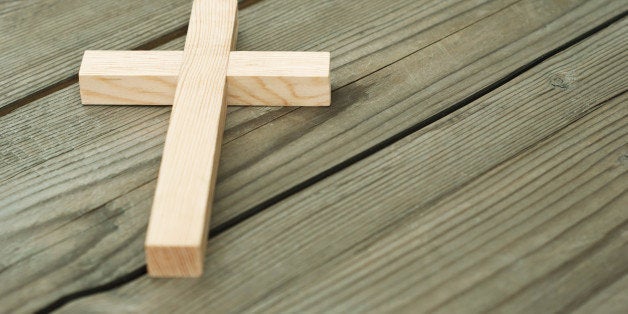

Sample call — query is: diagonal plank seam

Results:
[2,0,493,184]
[213,0,615,185]
[317,0,488,68]
[331,0,521,90]
[211,0,528,183]
[239,87,626,313]
[0,0,261,118]
[2,1,516,199]
[34,10,628,314]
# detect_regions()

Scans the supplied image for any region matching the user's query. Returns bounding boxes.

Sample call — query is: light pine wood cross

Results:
[78,0,330,278]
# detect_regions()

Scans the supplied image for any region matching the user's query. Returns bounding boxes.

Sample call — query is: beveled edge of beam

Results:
[227,51,330,77]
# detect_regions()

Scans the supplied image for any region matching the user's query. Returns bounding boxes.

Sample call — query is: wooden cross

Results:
[78,0,330,278]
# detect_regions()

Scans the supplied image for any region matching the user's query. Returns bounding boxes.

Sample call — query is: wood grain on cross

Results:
[78,0,330,277]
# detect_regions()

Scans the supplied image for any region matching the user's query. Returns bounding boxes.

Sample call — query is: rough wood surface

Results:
[0,0,191,107]
[171,0,627,228]
[79,51,331,106]
[0,0,625,312]
[60,19,628,313]
[0,0,248,108]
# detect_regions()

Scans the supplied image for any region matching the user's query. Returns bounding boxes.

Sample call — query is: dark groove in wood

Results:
[331,0,514,91]
[355,104,626,309]
[0,75,77,117]
[133,25,190,51]
[35,10,628,314]
[291,94,625,302]
[239,0,265,10]
[0,0,259,119]
[35,266,147,314]
[223,9,627,238]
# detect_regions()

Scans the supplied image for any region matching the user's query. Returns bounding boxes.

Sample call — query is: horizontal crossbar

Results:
[79,51,331,106]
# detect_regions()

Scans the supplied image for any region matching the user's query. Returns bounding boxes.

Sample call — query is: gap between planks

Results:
[33,10,628,314]
[0,0,262,118]
[56,11,617,312]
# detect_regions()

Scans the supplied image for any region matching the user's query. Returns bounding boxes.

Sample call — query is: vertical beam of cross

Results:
[144,0,238,277]
[78,0,330,278]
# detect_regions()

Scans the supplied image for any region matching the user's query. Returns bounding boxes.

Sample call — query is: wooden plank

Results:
[0,0,249,108]
[59,19,628,312]
[0,0,623,311]
[0,0,190,108]
[145,0,238,277]
[190,0,628,227]
[573,274,628,314]
[79,51,331,106]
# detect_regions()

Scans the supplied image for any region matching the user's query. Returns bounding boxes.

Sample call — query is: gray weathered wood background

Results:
[1,0,626,312]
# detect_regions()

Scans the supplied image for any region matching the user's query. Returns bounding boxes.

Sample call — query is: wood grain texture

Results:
[59,19,628,312]
[208,0,627,233]
[145,0,238,277]
[0,0,191,108]
[0,0,248,108]
[0,0,624,311]
[226,51,331,106]
[79,51,330,106]
[573,274,628,314]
